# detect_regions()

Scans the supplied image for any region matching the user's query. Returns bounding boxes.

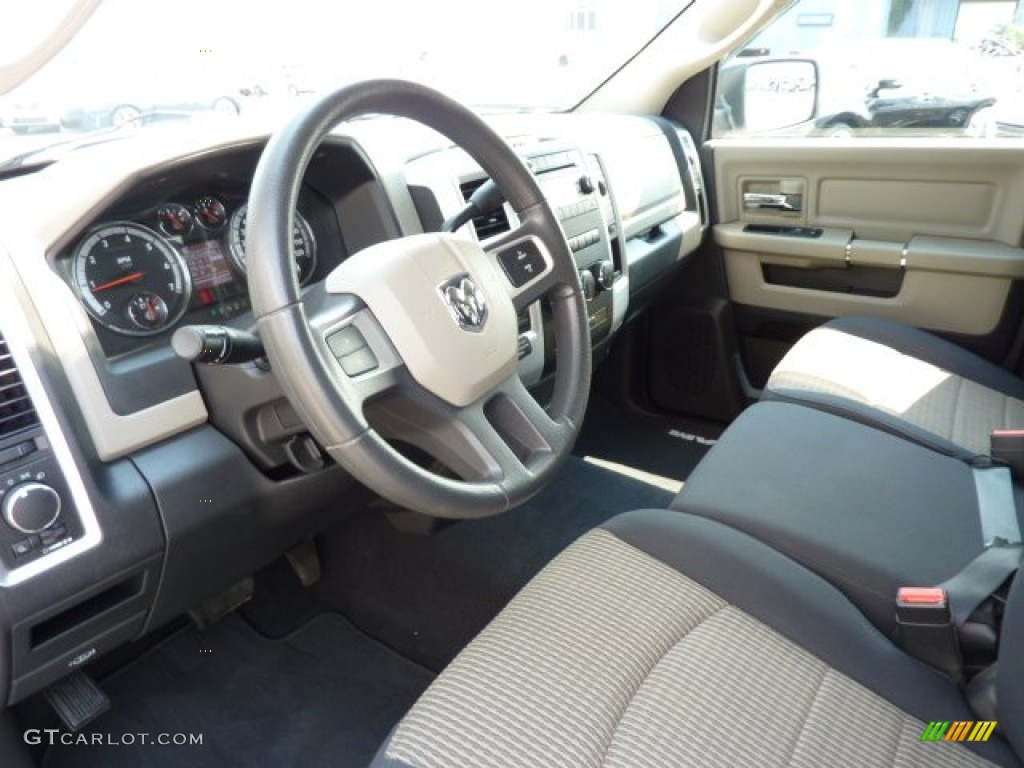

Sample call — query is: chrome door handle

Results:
[744,192,802,212]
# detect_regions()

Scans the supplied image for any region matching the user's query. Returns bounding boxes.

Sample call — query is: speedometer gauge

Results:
[226,203,316,285]
[72,223,191,336]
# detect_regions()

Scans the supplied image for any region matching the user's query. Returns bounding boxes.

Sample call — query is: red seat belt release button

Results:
[897,587,947,608]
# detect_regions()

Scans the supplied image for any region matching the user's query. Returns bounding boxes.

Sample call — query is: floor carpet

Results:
[574,395,716,488]
[43,613,433,768]
[318,454,676,672]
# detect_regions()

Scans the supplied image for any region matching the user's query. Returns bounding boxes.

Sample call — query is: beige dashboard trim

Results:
[0,244,103,585]
[3,233,207,462]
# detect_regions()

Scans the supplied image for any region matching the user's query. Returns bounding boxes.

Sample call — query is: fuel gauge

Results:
[195,196,227,231]
[127,292,170,331]
[157,203,193,237]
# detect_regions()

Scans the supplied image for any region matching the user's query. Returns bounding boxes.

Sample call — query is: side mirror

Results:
[868,78,902,98]
[720,59,818,134]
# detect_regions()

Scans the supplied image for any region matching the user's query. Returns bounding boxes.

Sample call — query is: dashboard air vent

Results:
[0,332,40,439]
[459,179,510,239]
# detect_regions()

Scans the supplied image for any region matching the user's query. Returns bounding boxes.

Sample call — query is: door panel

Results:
[711,141,1024,338]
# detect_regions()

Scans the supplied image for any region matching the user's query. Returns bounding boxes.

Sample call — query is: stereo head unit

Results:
[528,146,621,343]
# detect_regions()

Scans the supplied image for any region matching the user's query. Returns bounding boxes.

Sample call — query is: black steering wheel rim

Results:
[247,79,590,518]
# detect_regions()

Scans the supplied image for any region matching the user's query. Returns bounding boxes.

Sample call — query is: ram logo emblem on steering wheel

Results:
[439,274,488,332]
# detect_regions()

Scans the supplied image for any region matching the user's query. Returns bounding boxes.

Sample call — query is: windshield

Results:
[0,0,687,161]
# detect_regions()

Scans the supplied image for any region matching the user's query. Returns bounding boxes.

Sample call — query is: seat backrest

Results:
[998,574,1024,757]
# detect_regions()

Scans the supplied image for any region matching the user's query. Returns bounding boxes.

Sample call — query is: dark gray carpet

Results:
[43,613,433,768]
[574,395,714,483]
[318,455,675,672]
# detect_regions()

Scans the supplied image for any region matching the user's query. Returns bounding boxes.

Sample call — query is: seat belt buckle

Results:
[990,429,1024,482]
[896,587,963,682]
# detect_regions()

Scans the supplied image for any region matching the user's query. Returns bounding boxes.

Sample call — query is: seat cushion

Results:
[764,316,1024,457]
[671,401,1020,637]
[373,510,1020,768]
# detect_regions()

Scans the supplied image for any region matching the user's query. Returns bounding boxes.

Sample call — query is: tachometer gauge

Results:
[194,196,227,231]
[226,202,316,285]
[72,223,191,336]
[156,203,193,237]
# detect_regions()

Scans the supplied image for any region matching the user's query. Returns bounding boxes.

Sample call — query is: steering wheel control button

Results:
[497,241,546,288]
[339,346,379,377]
[3,482,61,534]
[326,326,367,359]
[326,325,378,375]
[517,335,532,360]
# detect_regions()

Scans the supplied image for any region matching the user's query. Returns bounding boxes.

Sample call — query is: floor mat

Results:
[574,395,716,489]
[43,613,433,768]
[318,455,675,672]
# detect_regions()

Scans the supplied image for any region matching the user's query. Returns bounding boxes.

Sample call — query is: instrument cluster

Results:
[68,194,317,338]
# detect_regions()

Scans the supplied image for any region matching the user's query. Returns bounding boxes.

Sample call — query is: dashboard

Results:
[0,111,707,709]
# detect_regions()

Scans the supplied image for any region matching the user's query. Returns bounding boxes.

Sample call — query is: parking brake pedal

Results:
[44,671,110,732]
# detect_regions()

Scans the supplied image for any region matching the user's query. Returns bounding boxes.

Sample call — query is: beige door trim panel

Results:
[816,178,996,235]
[717,222,1022,335]
[712,141,1024,245]
[715,223,853,262]
[712,141,1024,336]
[723,245,1009,335]
[716,224,1024,279]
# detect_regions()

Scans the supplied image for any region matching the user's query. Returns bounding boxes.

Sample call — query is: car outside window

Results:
[713,0,1022,139]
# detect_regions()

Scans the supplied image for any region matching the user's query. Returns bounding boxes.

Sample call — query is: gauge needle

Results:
[92,271,145,292]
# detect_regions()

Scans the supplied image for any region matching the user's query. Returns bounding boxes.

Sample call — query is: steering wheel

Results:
[246,80,591,519]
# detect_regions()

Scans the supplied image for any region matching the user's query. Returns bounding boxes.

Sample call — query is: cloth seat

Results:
[372,509,1022,767]
[670,400,1022,638]
[763,315,1024,459]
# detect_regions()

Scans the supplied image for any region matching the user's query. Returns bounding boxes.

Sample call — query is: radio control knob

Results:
[579,270,597,301]
[577,175,596,195]
[3,482,61,534]
[594,260,616,291]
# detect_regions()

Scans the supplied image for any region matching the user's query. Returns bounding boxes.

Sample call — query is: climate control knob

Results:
[2,482,61,534]
[594,260,616,291]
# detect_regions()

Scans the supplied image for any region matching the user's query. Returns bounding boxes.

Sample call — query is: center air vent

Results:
[459,179,510,239]
[0,332,40,440]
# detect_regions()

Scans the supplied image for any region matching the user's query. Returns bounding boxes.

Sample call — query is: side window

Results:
[713,0,1020,139]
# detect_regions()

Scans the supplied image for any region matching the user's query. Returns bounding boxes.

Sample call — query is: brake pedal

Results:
[285,539,321,587]
[44,671,110,732]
